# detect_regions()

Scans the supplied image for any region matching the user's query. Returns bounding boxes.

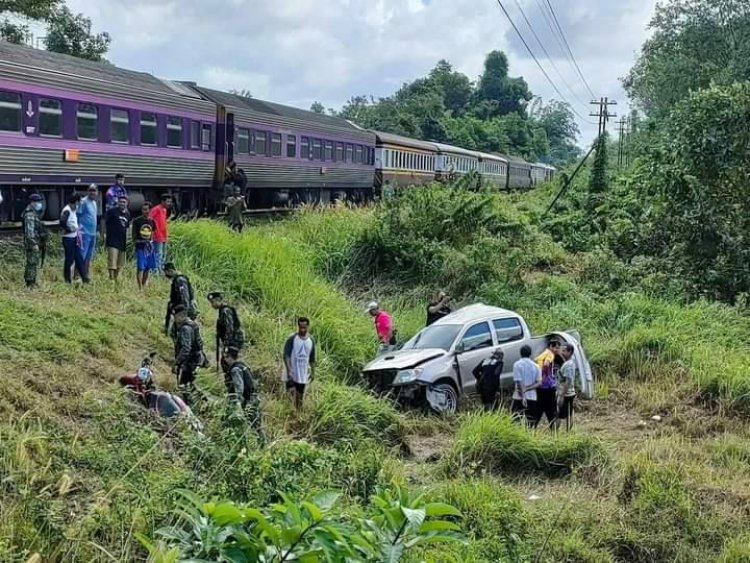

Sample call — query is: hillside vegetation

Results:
[2,179,750,561]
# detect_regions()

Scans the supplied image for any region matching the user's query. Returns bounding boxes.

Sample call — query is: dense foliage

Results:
[333,52,580,166]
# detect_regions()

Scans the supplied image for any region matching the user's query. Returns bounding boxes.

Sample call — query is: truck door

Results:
[491,318,526,388]
[455,321,494,395]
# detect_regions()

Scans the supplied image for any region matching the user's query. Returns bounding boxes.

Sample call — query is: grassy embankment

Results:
[1,185,750,562]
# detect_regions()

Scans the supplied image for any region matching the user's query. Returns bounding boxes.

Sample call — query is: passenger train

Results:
[0,42,555,221]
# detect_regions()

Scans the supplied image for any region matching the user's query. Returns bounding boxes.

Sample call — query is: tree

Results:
[534,100,581,165]
[624,0,750,116]
[310,101,325,114]
[229,89,253,99]
[475,51,532,118]
[44,5,110,62]
[0,0,59,43]
[428,60,473,115]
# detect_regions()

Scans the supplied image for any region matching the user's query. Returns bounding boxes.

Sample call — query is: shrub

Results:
[445,413,606,477]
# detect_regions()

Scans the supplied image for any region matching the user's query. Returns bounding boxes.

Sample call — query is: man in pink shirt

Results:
[367,301,395,355]
[149,193,172,274]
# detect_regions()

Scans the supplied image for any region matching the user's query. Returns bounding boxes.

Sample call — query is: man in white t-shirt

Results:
[557,344,577,431]
[512,344,542,426]
[283,317,316,411]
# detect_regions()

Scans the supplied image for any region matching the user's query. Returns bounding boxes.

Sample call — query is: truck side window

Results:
[460,322,493,352]
[493,318,524,343]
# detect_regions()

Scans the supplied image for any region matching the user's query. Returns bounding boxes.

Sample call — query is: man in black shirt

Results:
[164,262,198,336]
[222,346,262,439]
[426,290,452,326]
[131,201,156,289]
[104,196,131,283]
[208,291,246,369]
[172,304,208,404]
[473,348,504,411]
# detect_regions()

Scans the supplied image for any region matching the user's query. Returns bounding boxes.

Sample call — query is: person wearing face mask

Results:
[22,194,45,289]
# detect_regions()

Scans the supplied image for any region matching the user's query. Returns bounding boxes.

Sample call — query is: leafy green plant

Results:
[143,485,465,562]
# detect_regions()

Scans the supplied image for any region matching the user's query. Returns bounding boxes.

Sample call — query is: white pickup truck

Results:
[361,303,594,413]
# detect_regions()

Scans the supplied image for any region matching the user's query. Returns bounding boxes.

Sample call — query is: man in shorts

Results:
[557,344,577,431]
[104,196,131,283]
[131,201,156,289]
[283,317,316,411]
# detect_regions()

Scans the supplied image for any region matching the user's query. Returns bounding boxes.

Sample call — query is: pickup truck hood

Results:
[363,348,446,371]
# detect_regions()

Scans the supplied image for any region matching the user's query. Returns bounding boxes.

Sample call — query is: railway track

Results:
[0,207,295,237]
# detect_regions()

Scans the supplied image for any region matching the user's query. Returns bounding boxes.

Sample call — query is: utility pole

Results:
[589,97,618,137]
[617,117,627,169]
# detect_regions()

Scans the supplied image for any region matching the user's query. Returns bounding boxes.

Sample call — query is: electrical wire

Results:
[543,0,597,100]
[493,0,597,125]
[511,0,590,109]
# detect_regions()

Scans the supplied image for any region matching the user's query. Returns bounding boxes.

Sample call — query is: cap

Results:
[225,346,241,358]
[207,291,223,301]
[173,304,187,315]
[115,173,125,179]
[88,183,98,191]
[365,301,379,312]
[163,262,176,271]
[29,194,43,202]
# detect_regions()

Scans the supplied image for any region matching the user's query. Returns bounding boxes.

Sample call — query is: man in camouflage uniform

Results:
[172,304,208,404]
[207,291,246,368]
[222,346,262,440]
[22,194,45,288]
[164,262,198,335]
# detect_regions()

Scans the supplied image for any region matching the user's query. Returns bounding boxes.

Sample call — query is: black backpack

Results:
[220,305,246,347]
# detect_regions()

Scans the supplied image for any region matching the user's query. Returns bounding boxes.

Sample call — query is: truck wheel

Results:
[426,382,459,414]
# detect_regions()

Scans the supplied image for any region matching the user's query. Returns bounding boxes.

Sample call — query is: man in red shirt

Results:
[149,193,172,274]
[367,301,395,355]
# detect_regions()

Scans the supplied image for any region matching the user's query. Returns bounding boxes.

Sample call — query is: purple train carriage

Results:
[0,42,375,221]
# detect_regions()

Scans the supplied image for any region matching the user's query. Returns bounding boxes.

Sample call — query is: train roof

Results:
[373,131,438,152]
[191,85,372,138]
[431,142,480,158]
[477,151,508,163]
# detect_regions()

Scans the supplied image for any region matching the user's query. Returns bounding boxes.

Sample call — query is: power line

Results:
[492,0,597,125]
[533,0,582,86]
[543,0,597,99]
[511,0,590,109]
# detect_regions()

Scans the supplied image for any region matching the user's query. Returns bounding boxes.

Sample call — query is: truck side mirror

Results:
[455,342,466,354]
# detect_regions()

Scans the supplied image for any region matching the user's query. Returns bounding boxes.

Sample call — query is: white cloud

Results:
[65,0,657,144]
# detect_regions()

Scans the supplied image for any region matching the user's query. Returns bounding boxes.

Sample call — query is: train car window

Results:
[110,109,129,143]
[201,123,212,151]
[324,140,333,161]
[237,128,250,153]
[286,134,296,158]
[39,98,63,137]
[140,111,157,145]
[166,116,183,148]
[336,142,344,162]
[271,133,282,156]
[0,91,21,132]
[301,136,310,159]
[355,145,363,164]
[190,121,200,149]
[312,139,322,160]
[346,144,353,163]
[77,103,98,140]
[255,131,267,155]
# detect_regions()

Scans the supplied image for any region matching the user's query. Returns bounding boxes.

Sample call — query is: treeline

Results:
[548,0,750,304]
[314,52,581,167]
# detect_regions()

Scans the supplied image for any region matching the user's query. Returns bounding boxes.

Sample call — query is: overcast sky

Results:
[63,0,657,145]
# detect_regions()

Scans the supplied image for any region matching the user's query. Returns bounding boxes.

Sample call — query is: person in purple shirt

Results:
[105,173,127,211]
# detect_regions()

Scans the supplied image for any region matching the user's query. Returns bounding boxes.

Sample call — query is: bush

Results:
[445,413,606,477]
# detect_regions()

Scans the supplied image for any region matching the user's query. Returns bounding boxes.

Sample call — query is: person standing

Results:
[172,304,208,404]
[76,184,99,280]
[473,348,504,411]
[367,301,395,355]
[557,344,577,432]
[164,263,198,335]
[131,201,156,289]
[59,193,88,284]
[225,186,246,232]
[105,173,127,211]
[207,291,245,368]
[535,340,561,428]
[22,194,45,289]
[512,345,542,426]
[283,317,316,412]
[426,291,452,326]
[222,346,262,439]
[149,193,172,274]
[104,196,131,283]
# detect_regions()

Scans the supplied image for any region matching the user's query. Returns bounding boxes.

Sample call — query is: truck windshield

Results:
[402,324,462,351]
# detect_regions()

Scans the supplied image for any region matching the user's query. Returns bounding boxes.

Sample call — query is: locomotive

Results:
[0,42,554,221]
